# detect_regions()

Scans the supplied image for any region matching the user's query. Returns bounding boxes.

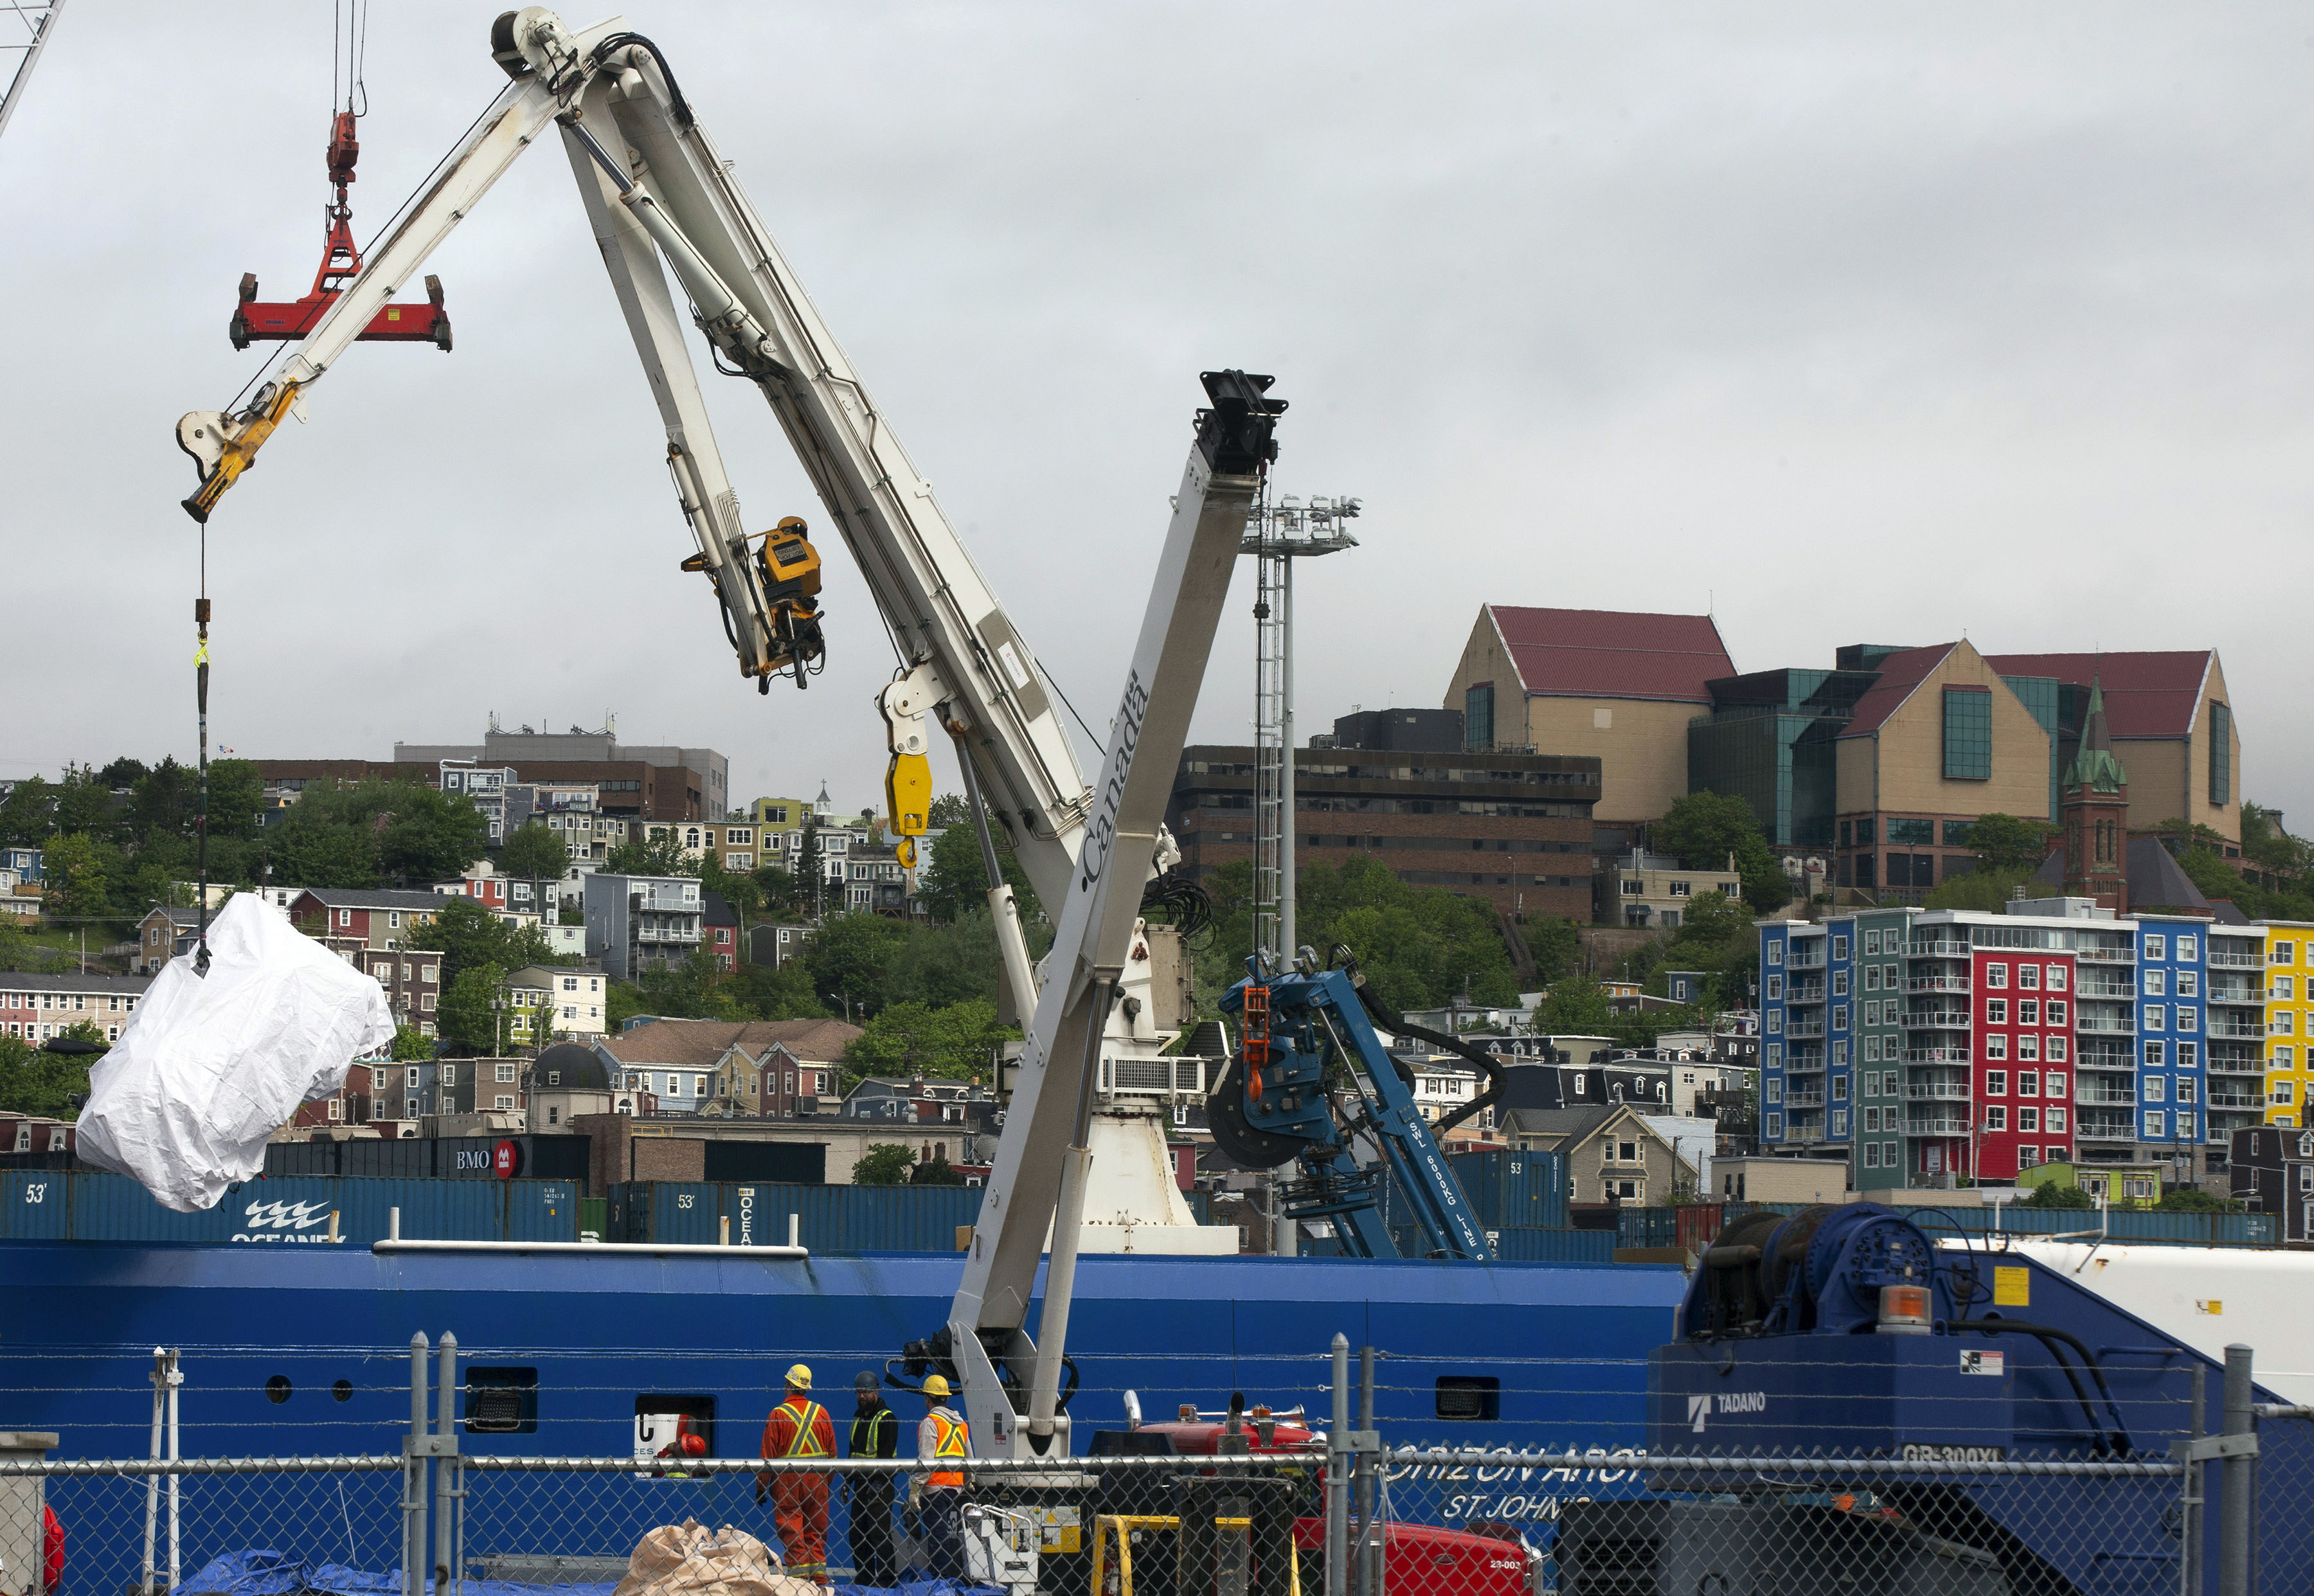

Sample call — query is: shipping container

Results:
[725,1182,982,1253]
[261,1141,341,1178]
[600,1181,1214,1253]
[505,1180,582,1242]
[578,1196,608,1242]
[1615,1208,1681,1251]
[1,1170,69,1239]
[1489,1227,1617,1264]
[431,1135,594,1182]
[338,1138,436,1181]
[0,1171,576,1246]
[1447,1150,1570,1230]
[701,1142,825,1185]
[1673,1203,1725,1257]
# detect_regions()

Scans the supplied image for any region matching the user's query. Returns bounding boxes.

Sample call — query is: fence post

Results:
[435,1333,460,1596]
[1327,1335,1349,1596]
[2221,1344,2253,1596]
[2182,1361,2203,1596]
[1354,1346,1377,1596]
[406,1332,429,1596]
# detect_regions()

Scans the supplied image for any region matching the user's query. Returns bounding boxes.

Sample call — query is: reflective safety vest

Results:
[928,1409,969,1489]
[776,1399,830,1458]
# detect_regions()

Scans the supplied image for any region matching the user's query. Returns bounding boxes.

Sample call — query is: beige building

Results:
[1833,640,2054,895]
[646,820,764,874]
[1596,849,1744,929]
[1501,1102,1702,1204]
[1984,649,2242,848]
[505,963,608,1045]
[1444,605,1735,830]
[1713,1156,1853,1205]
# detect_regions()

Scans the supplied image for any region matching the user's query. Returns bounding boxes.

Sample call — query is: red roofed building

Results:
[1982,650,2240,847]
[1445,606,1735,829]
[1831,640,2058,895]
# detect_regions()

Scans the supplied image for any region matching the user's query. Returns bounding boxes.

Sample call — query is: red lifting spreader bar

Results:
[229,110,451,352]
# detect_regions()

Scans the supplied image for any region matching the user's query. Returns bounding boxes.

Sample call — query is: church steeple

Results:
[2061,677,2129,911]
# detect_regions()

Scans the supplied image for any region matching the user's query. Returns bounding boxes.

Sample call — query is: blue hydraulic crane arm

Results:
[1308,976,1494,1260]
[1212,958,1493,1262]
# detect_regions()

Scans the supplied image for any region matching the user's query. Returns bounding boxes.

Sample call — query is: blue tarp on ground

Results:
[179,1550,999,1596]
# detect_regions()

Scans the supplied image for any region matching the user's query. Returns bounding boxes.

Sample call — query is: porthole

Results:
[332,1379,354,1403]
[265,1376,292,1404]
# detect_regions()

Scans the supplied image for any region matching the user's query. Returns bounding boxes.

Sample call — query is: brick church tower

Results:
[2061,678,2130,913]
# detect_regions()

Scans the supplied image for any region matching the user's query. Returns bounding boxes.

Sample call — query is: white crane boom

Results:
[170,6,1286,1458]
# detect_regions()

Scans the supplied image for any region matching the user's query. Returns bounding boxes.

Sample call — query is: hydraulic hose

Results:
[1345,965,1505,1136]
[1953,1318,2131,1456]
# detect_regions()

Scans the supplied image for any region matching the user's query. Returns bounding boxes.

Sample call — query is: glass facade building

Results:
[1686,668,1874,848]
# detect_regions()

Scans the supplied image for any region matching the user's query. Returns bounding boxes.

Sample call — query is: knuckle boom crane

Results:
[171,6,1286,1459]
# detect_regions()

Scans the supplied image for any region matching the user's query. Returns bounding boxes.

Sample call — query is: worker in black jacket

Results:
[847,1370,901,1587]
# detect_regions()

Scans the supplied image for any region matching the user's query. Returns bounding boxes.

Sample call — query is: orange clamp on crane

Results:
[229,109,451,352]
[1242,985,1271,1100]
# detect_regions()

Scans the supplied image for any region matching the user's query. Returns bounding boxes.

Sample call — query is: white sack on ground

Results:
[75,893,395,1212]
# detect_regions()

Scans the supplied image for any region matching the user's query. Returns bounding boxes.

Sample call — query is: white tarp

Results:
[75,893,394,1212]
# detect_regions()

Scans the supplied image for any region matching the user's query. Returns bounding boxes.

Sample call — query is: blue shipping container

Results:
[1448,1150,1570,1230]
[1490,1227,1617,1264]
[0,1170,571,1246]
[1,1170,68,1239]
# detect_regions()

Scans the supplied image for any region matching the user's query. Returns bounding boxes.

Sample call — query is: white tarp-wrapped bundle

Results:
[75,893,395,1212]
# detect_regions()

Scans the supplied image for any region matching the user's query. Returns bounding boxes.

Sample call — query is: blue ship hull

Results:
[3,1241,1680,1460]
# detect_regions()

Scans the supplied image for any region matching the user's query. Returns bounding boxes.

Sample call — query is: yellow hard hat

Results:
[921,1374,951,1398]
[786,1364,812,1390]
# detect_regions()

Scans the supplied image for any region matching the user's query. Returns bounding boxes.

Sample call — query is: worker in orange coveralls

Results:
[755,1363,836,1584]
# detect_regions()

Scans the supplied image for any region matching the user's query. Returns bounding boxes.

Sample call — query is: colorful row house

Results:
[1759,902,2273,1189]
[2261,924,2314,1129]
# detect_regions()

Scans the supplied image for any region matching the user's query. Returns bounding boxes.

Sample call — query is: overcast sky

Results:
[6,4,2311,828]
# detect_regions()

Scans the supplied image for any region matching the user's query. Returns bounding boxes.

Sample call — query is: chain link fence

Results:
[3,1338,2310,1595]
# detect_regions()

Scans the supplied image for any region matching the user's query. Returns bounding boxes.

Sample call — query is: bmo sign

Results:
[492,1139,523,1179]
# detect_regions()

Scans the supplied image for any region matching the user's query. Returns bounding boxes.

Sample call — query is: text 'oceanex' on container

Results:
[0,1170,580,1245]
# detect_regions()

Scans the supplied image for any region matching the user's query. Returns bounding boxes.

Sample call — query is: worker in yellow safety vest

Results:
[755,1363,836,1584]
[912,1374,971,1579]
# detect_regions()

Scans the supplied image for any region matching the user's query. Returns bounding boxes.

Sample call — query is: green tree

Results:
[1521,917,1581,986]
[97,757,149,789]
[2156,1186,2241,1212]
[0,777,53,846]
[605,832,696,877]
[842,998,1012,1083]
[436,962,510,1052]
[50,766,119,841]
[726,959,829,1020]
[205,759,265,843]
[606,980,650,1032]
[917,807,1041,924]
[389,1025,435,1062]
[636,947,744,1020]
[409,896,555,992]
[127,758,197,848]
[1923,866,2038,913]
[1651,791,1790,916]
[378,786,492,886]
[804,912,914,1018]
[1535,974,1615,1036]
[853,1143,916,1185]
[40,832,116,926]
[911,1151,968,1186]
[0,920,71,975]
[1968,813,2057,873]
[2023,1179,2095,1210]
[751,865,803,919]
[0,1033,94,1115]
[501,823,571,926]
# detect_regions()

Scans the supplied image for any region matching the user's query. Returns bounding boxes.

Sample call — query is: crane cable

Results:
[193,528,211,976]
